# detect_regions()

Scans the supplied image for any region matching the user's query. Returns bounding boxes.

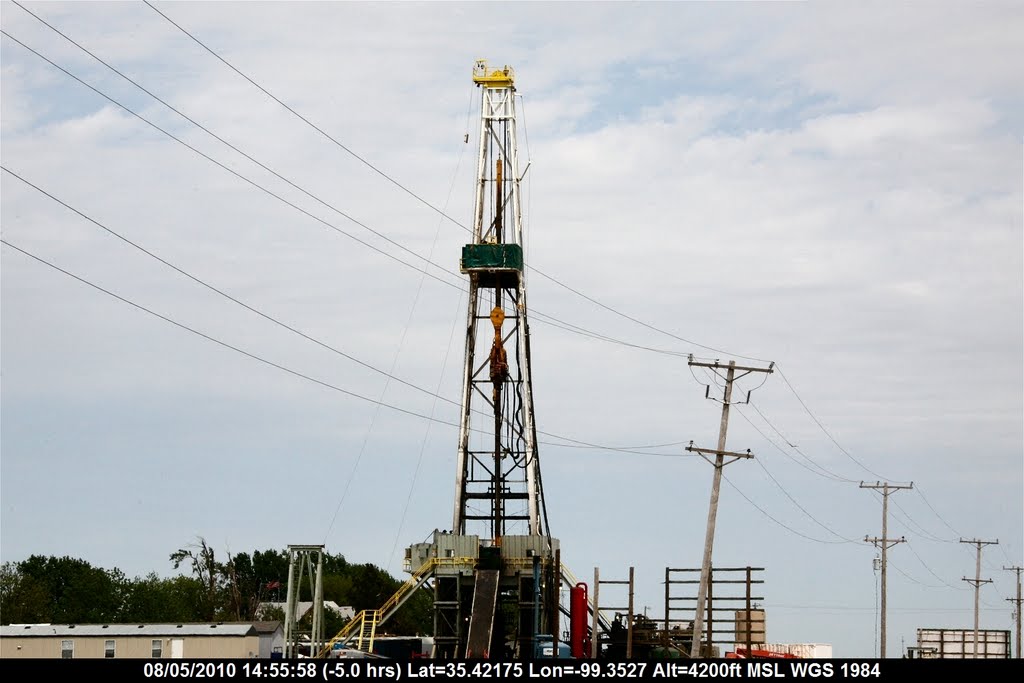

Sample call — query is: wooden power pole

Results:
[686,357,773,658]
[859,481,912,658]
[960,538,998,658]
[1004,565,1023,659]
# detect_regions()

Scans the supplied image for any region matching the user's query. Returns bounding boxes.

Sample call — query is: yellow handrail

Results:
[472,59,515,87]
[318,556,478,657]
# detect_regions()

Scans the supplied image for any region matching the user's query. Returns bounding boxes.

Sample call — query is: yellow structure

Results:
[472,59,514,87]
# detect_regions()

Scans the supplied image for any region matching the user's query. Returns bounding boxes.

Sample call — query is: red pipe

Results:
[570,582,589,658]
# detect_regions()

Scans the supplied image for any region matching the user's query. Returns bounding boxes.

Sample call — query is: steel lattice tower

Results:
[325,62,561,661]
[453,60,546,541]
[402,62,560,660]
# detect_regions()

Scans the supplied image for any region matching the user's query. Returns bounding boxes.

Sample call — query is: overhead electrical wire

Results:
[903,540,968,591]
[915,486,963,539]
[322,90,473,548]
[140,0,929,502]
[696,366,862,485]
[743,401,858,483]
[774,366,894,483]
[10,6,992,549]
[0,20,700,381]
[140,0,464,234]
[0,28,753,467]
[385,289,466,573]
[884,558,948,590]
[5,7,814,447]
[8,11,1013,612]
[999,543,1020,567]
[530,311,690,358]
[138,0,778,365]
[333,81,480,555]
[8,0,458,287]
[735,407,852,483]
[692,368,872,542]
[0,167,676,463]
[540,439,690,451]
[720,472,851,545]
[1,166,463,412]
[6,234,668,464]
[0,30,466,294]
[0,239,463,428]
[769,603,997,613]
[753,458,859,543]
[888,498,958,544]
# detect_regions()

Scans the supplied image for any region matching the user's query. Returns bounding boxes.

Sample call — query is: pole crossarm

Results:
[687,357,775,375]
[960,577,993,586]
[859,481,914,491]
[865,535,906,550]
[686,443,753,467]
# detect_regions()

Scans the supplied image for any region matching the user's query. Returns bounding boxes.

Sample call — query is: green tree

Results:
[13,555,125,623]
[118,572,205,623]
[0,561,50,624]
[169,537,225,621]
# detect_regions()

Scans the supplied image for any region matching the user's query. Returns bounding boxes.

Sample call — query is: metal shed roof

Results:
[1,623,259,638]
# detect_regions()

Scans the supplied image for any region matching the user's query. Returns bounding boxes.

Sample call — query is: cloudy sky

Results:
[2,0,1021,659]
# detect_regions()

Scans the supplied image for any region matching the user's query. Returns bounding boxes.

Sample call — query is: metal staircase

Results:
[316,557,439,657]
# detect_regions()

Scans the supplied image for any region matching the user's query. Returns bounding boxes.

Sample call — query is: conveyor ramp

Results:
[465,569,500,658]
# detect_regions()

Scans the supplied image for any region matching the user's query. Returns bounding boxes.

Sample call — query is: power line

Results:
[9,0,461,287]
[770,604,1003,613]
[537,440,697,458]
[9,13,903,511]
[529,268,770,363]
[142,0,472,236]
[736,403,854,483]
[139,3,947,527]
[915,486,963,539]
[775,366,895,483]
[888,497,958,544]
[721,472,851,545]
[903,540,968,591]
[141,0,781,367]
[884,558,948,590]
[386,289,466,573]
[0,26,691,378]
[7,233,687,466]
[1,238,462,428]
[1,165,463,411]
[754,457,859,543]
[0,29,467,294]
[8,11,988,549]
[745,401,860,483]
[1,167,683,463]
[322,105,473,547]
[530,310,690,358]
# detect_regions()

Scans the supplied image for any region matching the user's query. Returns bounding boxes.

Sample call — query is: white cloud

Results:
[1,0,1020,658]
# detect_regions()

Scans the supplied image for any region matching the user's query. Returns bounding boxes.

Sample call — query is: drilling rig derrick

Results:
[404,59,559,660]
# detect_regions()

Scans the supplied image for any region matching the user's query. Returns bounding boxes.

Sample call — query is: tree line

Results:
[0,538,432,637]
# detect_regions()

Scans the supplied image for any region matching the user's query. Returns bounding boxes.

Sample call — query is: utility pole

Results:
[960,538,998,659]
[1004,565,1023,659]
[686,357,773,659]
[859,481,912,658]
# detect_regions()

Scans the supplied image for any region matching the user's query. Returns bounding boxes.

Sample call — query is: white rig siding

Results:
[762,642,834,658]
[916,628,1010,659]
